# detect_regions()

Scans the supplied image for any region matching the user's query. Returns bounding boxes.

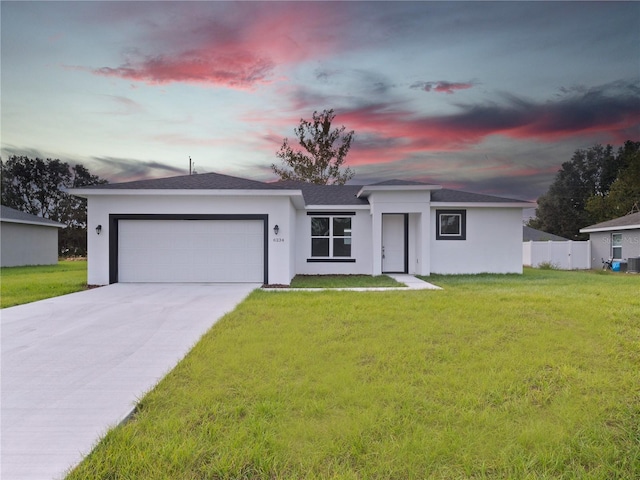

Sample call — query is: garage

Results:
[114,217,266,283]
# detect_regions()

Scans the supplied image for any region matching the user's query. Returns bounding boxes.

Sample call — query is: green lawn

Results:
[68,269,639,479]
[0,260,88,308]
[289,274,403,288]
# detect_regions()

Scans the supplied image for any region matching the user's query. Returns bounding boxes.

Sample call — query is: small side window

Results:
[612,233,622,260]
[436,210,466,240]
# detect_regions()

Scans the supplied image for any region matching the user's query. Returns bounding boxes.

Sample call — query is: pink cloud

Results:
[462,161,560,179]
[341,83,640,162]
[340,105,489,162]
[90,3,348,89]
[249,82,639,177]
[411,81,476,94]
[94,51,274,89]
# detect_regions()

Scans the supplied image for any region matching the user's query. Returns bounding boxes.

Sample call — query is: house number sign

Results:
[273,238,285,243]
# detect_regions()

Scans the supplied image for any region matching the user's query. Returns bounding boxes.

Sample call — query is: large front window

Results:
[311,216,352,257]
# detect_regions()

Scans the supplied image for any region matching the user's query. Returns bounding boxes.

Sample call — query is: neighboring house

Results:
[522,226,569,242]
[580,211,640,269]
[70,172,533,285]
[0,205,65,267]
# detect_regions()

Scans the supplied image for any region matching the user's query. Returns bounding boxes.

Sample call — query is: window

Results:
[612,233,622,260]
[436,209,466,240]
[311,216,352,257]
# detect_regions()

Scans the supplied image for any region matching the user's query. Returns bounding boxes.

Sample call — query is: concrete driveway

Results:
[1,283,259,480]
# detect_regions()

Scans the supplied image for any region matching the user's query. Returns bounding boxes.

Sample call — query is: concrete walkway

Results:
[388,274,442,290]
[1,283,259,480]
[263,274,442,292]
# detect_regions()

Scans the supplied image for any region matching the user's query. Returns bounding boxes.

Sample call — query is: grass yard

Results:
[289,274,403,288]
[67,269,639,479]
[0,260,88,308]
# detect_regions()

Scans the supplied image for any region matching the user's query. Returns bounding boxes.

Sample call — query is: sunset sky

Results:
[2,1,639,201]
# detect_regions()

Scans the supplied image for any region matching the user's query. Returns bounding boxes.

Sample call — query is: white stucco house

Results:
[580,211,640,270]
[70,172,533,285]
[1,205,65,267]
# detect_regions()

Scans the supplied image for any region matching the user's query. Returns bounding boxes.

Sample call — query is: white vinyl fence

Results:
[523,241,591,270]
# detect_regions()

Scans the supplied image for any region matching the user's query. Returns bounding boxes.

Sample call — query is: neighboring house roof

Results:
[71,172,532,208]
[523,226,570,242]
[580,211,640,233]
[0,205,65,228]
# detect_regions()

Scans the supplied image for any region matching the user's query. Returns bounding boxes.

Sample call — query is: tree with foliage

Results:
[272,109,355,185]
[585,141,640,222]
[1,156,108,255]
[528,143,633,240]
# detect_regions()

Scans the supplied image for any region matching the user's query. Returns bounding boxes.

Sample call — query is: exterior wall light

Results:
[96,224,102,235]
[273,224,280,235]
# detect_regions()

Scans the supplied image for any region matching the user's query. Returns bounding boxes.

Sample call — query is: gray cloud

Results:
[89,156,185,183]
[410,80,476,94]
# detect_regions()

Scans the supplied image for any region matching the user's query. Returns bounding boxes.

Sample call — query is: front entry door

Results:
[382,214,407,273]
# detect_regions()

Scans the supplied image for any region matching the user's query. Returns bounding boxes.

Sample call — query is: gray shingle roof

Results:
[581,211,640,231]
[273,180,368,205]
[431,188,526,203]
[84,172,279,190]
[78,173,530,206]
[0,205,65,227]
[523,226,569,241]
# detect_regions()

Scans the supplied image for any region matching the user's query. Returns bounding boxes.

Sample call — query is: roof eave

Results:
[431,201,534,208]
[70,188,302,197]
[305,204,370,211]
[580,224,640,233]
[356,185,442,198]
[1,218,65,228]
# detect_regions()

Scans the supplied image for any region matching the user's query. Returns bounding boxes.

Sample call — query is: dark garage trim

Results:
[306,258,356,263]
[109,214,269,284]
[306,211,356,216]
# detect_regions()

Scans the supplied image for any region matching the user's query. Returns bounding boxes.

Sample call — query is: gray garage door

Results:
[118,220,263,282]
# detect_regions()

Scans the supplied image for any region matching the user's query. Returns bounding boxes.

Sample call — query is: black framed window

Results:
[311,216,352,257]
[311,217,330,256]
[436,209,466,240]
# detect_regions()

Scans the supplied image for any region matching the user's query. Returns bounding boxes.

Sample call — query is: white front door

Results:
[382,214,406,273]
